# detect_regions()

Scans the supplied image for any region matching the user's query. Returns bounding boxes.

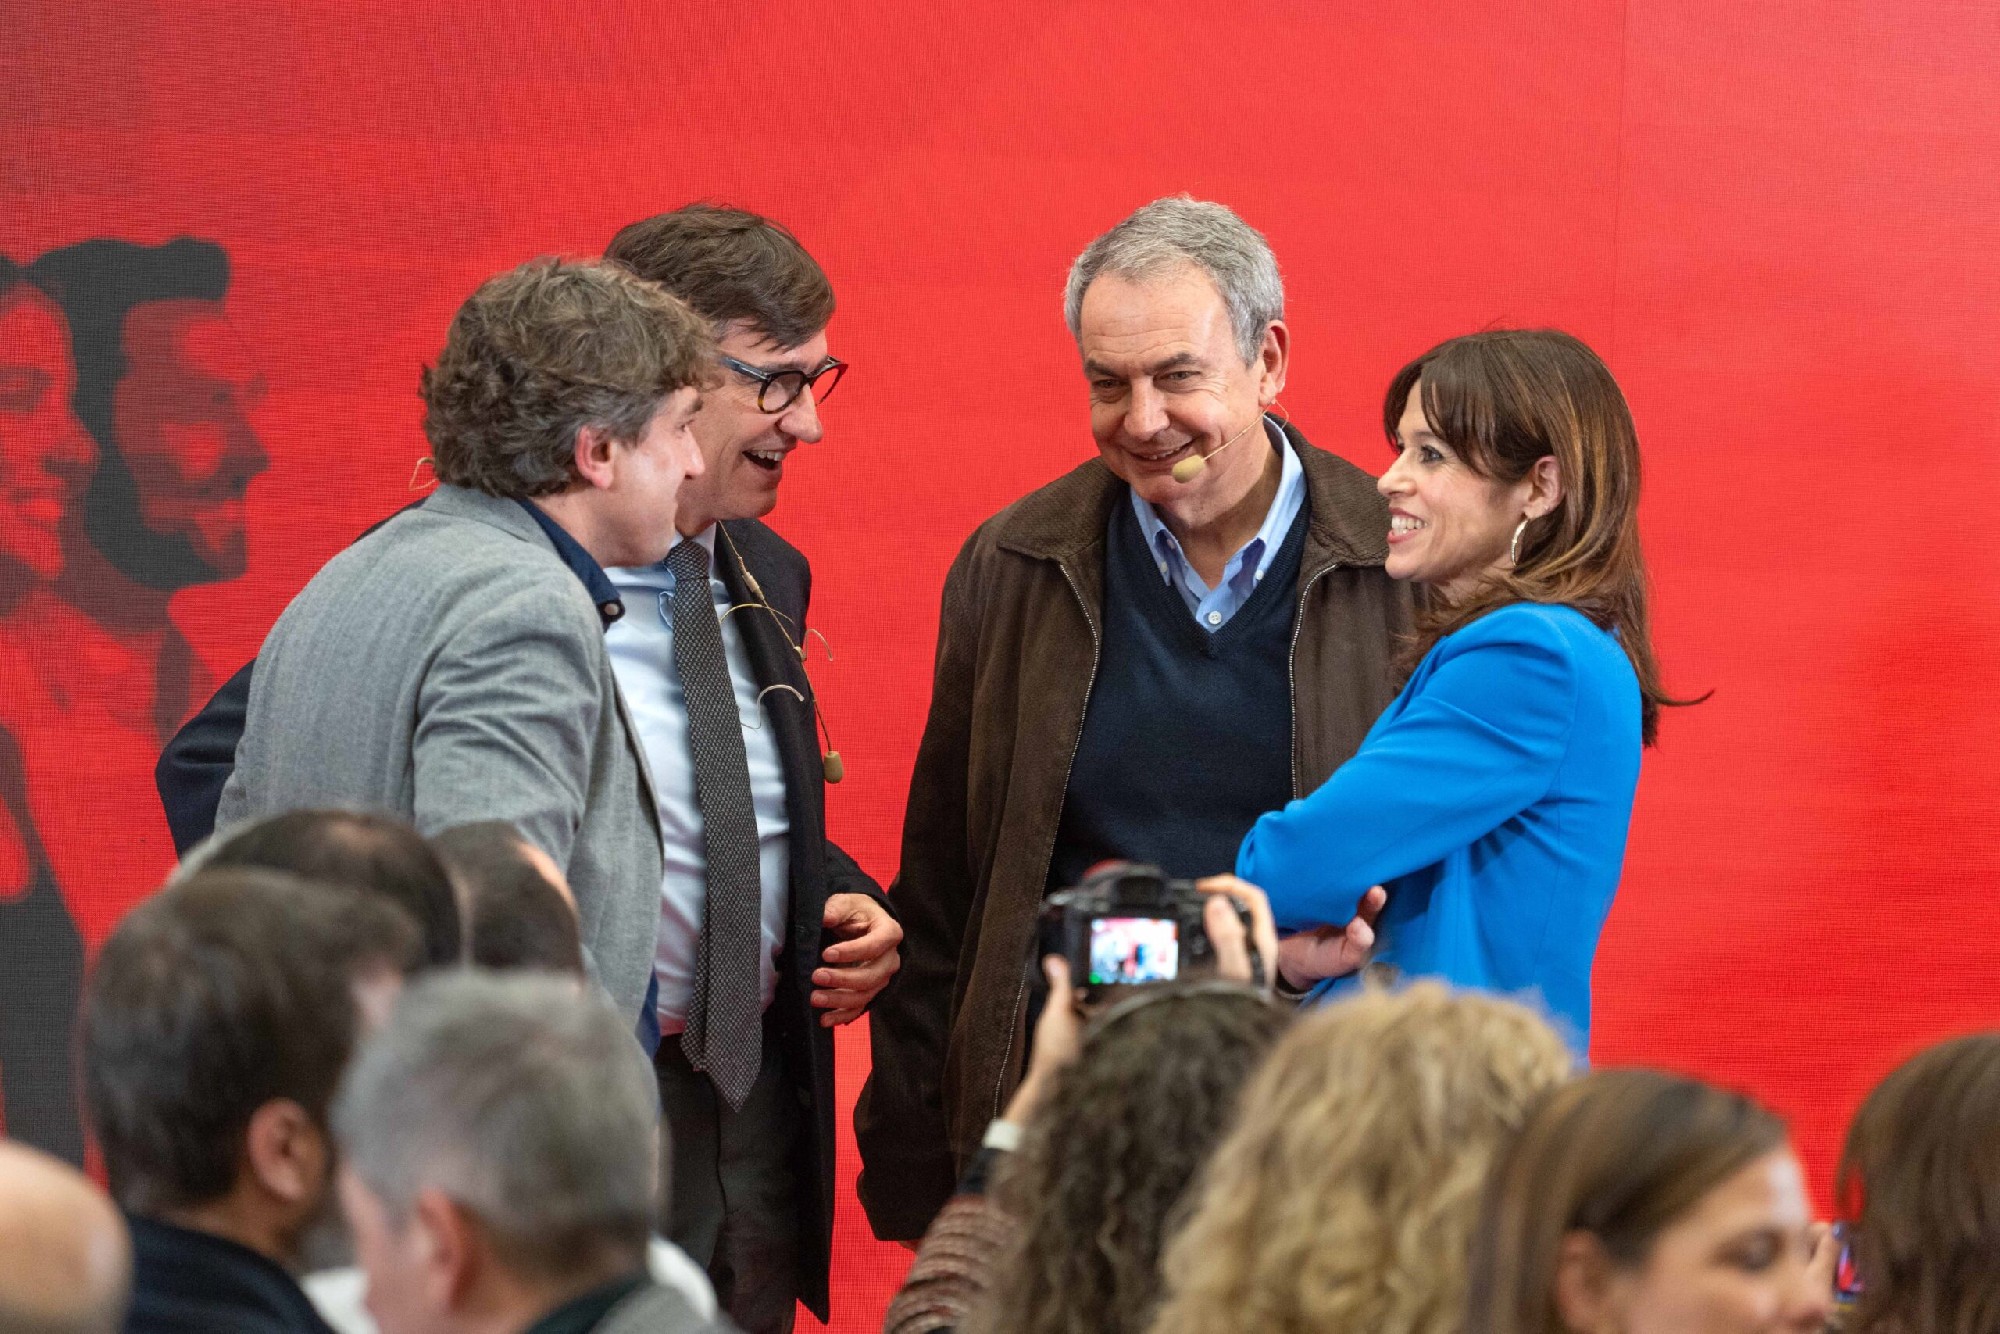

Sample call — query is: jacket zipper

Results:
[993,558,1102,1120]
[1288,560,1341,798]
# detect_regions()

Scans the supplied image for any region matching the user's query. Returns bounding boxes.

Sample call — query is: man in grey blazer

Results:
[216,256,713,1027]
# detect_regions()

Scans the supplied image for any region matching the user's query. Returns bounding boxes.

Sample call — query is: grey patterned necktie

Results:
[668,539,762,1109]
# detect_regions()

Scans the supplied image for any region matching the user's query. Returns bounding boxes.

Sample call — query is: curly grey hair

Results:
[1063,196,1285,364]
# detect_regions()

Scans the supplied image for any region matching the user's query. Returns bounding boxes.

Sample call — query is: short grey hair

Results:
[1063,196,1285,364]
[332,971,658,1282]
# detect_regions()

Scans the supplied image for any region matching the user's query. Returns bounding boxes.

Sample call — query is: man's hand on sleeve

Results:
[814,892,904,1026]
[1276,884,1388,992]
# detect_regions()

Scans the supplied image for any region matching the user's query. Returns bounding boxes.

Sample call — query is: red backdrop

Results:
[7,1,2000,1328]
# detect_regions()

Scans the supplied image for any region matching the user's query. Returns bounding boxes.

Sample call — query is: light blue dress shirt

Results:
[605,526,791,1033]
[1128,417,1305,631]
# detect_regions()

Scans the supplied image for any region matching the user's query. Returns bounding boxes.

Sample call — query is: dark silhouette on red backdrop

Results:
[0,239,264,1162]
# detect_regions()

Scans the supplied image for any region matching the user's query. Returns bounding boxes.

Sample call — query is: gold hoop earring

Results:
[1510,518,1530,566]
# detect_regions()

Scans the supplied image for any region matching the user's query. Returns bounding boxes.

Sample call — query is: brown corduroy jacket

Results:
[854,423,1412,1240]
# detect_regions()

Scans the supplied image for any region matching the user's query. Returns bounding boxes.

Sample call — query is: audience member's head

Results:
[0,1140,130,1334]
[82,868,420,1267]
[1153,984,1572,1334]
[1837,1033,2000,1334]
[205,808,461,966]
[332,971,661,1334]
[960,985,1287,1334]
[429,820,582,975]
[1467,1068,1830,1334]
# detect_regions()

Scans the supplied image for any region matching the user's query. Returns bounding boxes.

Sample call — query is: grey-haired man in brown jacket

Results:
[855,198,1412,1241]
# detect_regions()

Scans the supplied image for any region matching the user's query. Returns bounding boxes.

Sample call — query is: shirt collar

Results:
[1129,417,1303,579]
[513,499,626,627]
[604,523,718,592]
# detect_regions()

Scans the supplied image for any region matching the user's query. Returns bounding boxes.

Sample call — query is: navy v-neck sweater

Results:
[1048,496,1305,893]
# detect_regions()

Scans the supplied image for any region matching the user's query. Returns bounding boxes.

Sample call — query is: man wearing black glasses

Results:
[599,206,898,1334]
[156,207,897,1334]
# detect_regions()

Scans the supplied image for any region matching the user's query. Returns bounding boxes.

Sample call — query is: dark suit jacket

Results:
[125,1215,337,1334]
[154,516,887,1321]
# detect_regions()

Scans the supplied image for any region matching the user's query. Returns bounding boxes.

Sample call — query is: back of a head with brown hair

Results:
[82,868,420,1214]
[420,256,713,498]
[605,203,834,349]
[206,808,461,967]
[1465,1068,1788,1334]
[430,820,583,976]
[1837,1033,2000,1334]
[1152,984,1573,1334]
[1384,329,1687,745]
[959,987,1288,1334]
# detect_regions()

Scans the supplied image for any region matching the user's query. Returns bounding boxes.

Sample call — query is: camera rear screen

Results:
[1089,916,1180,985]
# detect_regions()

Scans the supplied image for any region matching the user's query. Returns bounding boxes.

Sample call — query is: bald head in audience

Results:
[0,1140,131,1334]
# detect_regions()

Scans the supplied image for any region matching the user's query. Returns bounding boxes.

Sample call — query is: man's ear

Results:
[571,424,621,491]
[1256,320,1290,406]
[1553,1230,1622,1334]
[243,1098,328,1209]
[413,1187,483,1310]
[1526,453,1564,520]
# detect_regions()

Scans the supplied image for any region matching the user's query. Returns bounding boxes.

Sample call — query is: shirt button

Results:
[1206,611,1222,626]
[1158,561,1168,574]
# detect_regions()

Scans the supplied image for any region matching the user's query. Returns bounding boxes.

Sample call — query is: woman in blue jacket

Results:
[1238,329,1684,1053]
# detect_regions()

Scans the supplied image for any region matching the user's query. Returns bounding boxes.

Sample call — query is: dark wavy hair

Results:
[1385,329,1693,745]
[420,257,714,497]
[1838,1033,2000,1334]
[961,987,1286,1334]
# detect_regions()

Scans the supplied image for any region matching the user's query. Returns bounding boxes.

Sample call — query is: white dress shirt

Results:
[605,525,791,1033]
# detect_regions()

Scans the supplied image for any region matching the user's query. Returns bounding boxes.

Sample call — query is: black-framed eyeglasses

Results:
[720,354,847,414]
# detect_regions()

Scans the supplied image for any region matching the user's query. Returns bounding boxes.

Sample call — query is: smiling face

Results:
[674,322,829,535]
[1380,379,1543,601]
[0,287,96,584]
[1077,265,1283,525]
[107,298,269,582]
[1597,1150,1832,1334]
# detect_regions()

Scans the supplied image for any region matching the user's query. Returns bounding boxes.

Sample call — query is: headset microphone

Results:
[1170,414,1266,484]
[721,526,848,784]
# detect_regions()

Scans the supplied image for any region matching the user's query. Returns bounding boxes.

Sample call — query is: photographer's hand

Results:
[1194,875,1281,995]
[1000,956,1086,1129]
[1275,885,1387,992]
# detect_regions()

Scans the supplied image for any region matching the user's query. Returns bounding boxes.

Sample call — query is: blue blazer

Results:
[1237,602,1641,1052]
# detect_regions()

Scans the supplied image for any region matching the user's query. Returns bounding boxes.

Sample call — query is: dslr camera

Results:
[1038,861,1256,1002]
